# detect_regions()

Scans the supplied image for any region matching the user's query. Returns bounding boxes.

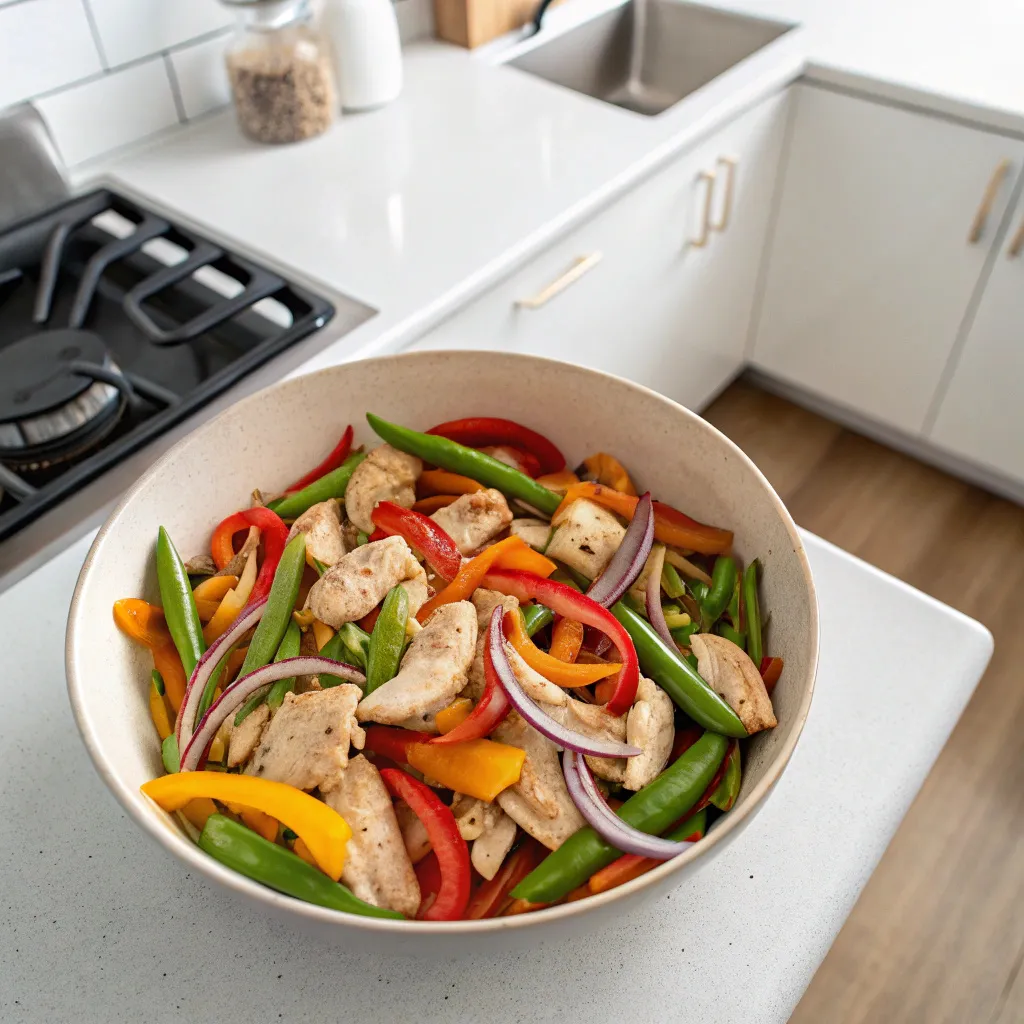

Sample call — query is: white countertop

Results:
[0,529,992,1022]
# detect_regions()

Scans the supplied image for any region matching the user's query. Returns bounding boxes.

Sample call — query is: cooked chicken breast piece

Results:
[505,643,567,707]
[306,535,428,627]
[471,812,518,881]
[322,755,420,916]
[464,588,519,699]
[356,601,477,726]
[509,518,552,551]
[344,445,422,533]
[394,800,432,864]
[545,498,626,579]
[554,698,629,784]
[226,703,270,768]
[623,677,674,791]
[691,633,777,734]
[430,488,513,555]
[493,712,585,850]
[286,499,346,567]
[246,685,363,790]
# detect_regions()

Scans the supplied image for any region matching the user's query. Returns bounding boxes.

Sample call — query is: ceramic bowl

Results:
[66,351,817,948]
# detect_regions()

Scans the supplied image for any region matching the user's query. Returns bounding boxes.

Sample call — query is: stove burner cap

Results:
[0,329,111,422]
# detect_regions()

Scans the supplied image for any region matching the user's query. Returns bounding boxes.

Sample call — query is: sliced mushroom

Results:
[691,632,777,734]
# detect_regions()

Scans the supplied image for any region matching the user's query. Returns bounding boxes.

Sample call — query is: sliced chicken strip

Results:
[505,643,567,706]
[430,488,513,555]
[344,444,422,533]
[623,677,674,791]
[286,499,346,568]
[509,518,552,552]
[493,712,585,850]
[463,588,519,699]
[545,498,626,579]
[306,535,428,627]
[322,755,420,916]
[471,812,518,881]
[394,800,432,865]
[245,685,363,790]
[450,793,506,841]
[553,698,629,784]
[692,632,777,734]
[356,601,477,726]
[226,703,270,768]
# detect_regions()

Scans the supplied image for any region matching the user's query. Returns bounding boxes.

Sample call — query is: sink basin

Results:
[506,0,793,116]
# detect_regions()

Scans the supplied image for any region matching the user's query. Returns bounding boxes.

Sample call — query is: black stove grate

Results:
[0,188,335,541]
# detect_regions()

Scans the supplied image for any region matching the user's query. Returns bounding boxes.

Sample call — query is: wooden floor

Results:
[703,380,1024,1024]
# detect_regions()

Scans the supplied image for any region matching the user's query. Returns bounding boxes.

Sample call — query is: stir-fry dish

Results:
[115,415,785,922]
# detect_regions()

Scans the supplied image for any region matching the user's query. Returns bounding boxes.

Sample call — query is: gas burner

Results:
[0,328,127,471]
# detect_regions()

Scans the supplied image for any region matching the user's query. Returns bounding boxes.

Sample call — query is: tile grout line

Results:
[79,0,109,71]
[163,51,189,124]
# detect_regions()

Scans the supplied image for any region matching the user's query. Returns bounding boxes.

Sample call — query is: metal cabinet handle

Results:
[711,156,738,231]
[968,158,1012,244]
[689,170,717,248]
[1008,215,1024,258]
[516,252,603,309]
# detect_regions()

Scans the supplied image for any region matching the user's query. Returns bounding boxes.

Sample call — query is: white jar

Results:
[323,0,403,112]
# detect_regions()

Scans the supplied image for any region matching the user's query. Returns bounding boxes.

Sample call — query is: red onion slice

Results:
[644,545,678,651]
[176,598,267,751]
[586,491,654,608]
[563,749,696,860]
[179,656,366,771]
[487,607,641,759]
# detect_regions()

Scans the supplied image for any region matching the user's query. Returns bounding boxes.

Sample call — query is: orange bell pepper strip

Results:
[552,482,734,556]
[417,469,485,497]
[412,495,459,515]
[580,453,637,496]
[113,599,187,712]
[533,469,579,495]
[148,676,174,741]
[311,619,334,651]
[362,726,525,803]
[503,610,619,686]
[224,802,279,842]
[191,575,239,621]
[180,797,219,832]
[434,697,473,734]
[416,536,556,623]
[202,550,257,644]
[549,618,584,663]
[760,656,784,693]
[141,772,351,881]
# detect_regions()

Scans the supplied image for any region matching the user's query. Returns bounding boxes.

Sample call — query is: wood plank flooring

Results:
[702,380,1024,1024]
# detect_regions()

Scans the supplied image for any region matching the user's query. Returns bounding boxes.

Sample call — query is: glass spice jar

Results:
[220,0,337,145]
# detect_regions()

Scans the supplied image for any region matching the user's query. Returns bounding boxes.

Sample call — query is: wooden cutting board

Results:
[433,0,563,48]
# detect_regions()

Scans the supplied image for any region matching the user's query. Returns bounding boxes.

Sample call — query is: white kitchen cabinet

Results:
[750,84,1024,435]
[405,91,790,412]
[928,196,1024,481]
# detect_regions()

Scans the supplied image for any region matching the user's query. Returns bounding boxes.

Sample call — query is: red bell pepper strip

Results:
[283,425,353,494]
[209,507,289,605]
[430,633,511,745]
[414,851,443,917]
[380,768,471,921]
[692,739,738,814]
[480,569,640,716]
[367,528,388,543]
[669,725,702,763]
[465,838,547,919]
[760,656,784,693]
[371,500,462,582]
[426,417,565,475]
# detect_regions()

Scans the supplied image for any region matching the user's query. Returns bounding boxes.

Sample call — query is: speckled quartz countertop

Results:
[0,530,990,1022]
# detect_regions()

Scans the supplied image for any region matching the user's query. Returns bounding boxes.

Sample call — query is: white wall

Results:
[1,0,435,169]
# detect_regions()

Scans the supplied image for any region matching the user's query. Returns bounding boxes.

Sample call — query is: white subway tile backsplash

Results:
[0,0,103,107]
[34,57,179,166]
[87,0,232,67]
[169,31,231,120]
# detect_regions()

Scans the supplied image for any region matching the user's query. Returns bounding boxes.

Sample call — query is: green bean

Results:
[265,619,303,709]
[716,621,746,651]
[520,603,554,637]
[364,585,408,695]
[318,622,370,687]
[156,527,205,676]
[700,555,737,630]
[151,669,165,696]
[660,561,686,599]
[161,733,180,774]
[267,453,366,520]
[743,559,763,666]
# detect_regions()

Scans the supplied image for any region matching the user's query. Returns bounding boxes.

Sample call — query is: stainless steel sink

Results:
[506,0,793,116]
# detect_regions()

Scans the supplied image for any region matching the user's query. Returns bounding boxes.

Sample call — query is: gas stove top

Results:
[0,188,337,543]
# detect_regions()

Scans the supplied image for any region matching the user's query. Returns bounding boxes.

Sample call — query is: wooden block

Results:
[433,0,562,48]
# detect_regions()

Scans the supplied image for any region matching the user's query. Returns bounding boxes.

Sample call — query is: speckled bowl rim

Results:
[66,351,818,937]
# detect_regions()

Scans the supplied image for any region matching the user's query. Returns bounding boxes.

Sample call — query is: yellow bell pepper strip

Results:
[311,618,334,652]
[191,574,239,621]
[362,726,525,803]
[503,609,619,686]
[534,469,580,495]
[149,673,174,741]
[416,535,556,623]
[417,469,486,497]
[580,453,637,496]
[202,550,257,645]
[435,697,473,734]
[113,599,187,712]
[549,618,584,663]
[552,482,734,556]
[142,772,351,881]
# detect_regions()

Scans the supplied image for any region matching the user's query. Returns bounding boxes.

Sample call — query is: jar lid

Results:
[218,0,310,26]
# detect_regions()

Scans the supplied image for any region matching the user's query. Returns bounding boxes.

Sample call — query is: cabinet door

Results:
[750,84,1024,434]
[928,201,1024,480]
[407,92,789,411]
